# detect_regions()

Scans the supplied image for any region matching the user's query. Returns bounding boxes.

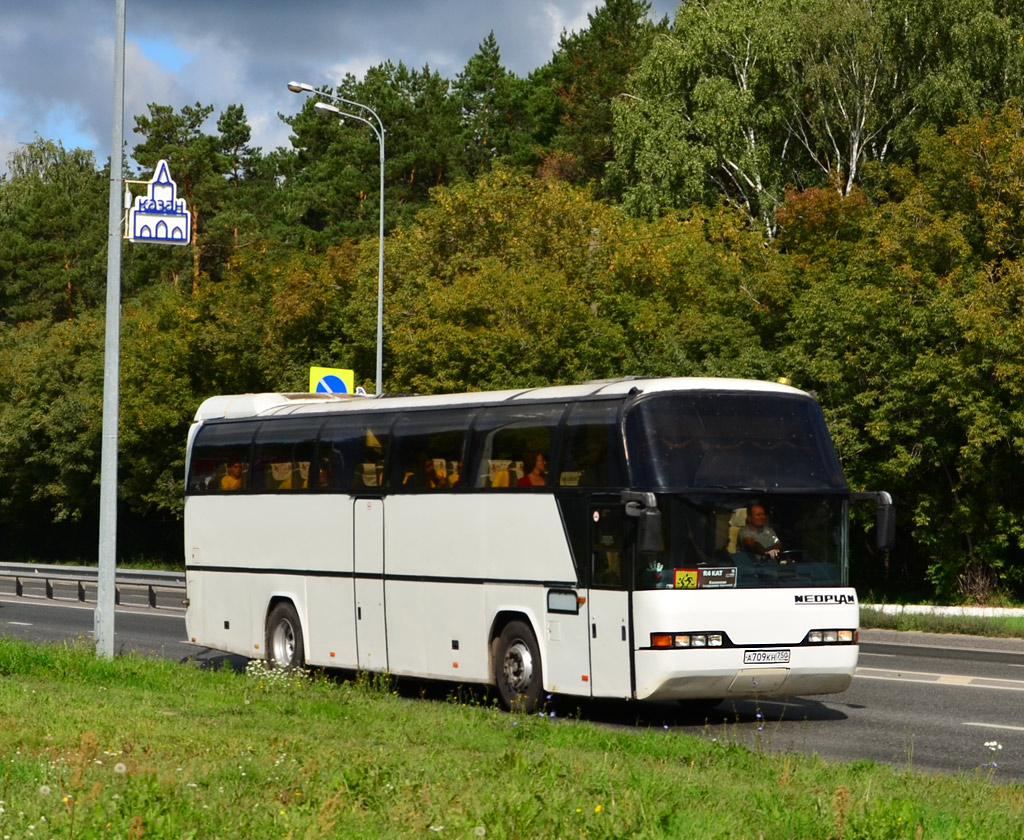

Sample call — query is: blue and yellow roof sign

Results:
[309,367,355,394]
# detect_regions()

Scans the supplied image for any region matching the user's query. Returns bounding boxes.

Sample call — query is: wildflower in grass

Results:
[114,763,127,774]
[38,786,50,797]
[982,741,1003,768]
[475,827,486,837]
[595,804,602,813]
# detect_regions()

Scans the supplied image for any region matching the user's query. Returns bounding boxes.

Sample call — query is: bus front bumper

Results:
[633,645,857,702]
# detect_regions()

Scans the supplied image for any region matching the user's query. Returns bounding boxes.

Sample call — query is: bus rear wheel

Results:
[266,602,305,670]
[494,620,543,713]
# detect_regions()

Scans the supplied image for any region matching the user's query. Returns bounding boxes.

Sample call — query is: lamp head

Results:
[287,81,315,94]
[314,101,343,119]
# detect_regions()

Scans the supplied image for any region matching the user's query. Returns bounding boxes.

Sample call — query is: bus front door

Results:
[353,497,388,672]
[587,501,634,699]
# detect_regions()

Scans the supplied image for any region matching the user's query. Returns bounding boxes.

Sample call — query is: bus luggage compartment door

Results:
[354,497,388,672]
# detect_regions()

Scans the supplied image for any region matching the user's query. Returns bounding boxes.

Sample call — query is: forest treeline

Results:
[3,0,1024,601]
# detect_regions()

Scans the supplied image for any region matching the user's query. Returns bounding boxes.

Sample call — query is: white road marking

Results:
[856,666,1024,692]
[3,621,33,626]
[962,722,1024,733]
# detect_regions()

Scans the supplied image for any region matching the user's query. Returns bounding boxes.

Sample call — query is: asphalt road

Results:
[1,595,1022,781]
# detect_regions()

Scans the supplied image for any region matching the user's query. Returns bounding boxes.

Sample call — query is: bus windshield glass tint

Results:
[625,392,845,490]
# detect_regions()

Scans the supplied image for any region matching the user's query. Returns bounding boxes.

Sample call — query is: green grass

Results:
[860,607,1024,639]
[0,639,1021,838]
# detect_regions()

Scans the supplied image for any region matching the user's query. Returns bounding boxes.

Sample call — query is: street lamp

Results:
[288,81,386,396]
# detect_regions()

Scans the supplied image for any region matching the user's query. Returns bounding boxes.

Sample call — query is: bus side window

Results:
[388,411,469,491]
[187,420,258,494]
[319,417,391,490]
[252,417,323,492]
[558,401,624,488]
[592,505,627,588]
[468,403,566,490]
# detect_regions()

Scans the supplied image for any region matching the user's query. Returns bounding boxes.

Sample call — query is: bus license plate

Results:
[743,649,791,665]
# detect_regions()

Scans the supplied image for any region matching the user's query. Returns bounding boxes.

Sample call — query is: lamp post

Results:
[288,81,385,396]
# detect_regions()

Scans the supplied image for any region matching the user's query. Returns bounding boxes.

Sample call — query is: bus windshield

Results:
[625,392,846,491]
[636,493,846,590]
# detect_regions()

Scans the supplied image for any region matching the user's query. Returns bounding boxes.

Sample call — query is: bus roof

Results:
[193,377,810,423]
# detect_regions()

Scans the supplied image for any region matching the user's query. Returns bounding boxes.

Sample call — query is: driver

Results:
[738,504,782,560]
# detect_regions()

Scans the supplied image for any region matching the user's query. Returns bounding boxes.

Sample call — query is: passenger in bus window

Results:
[405,456,444,489]
[517,452,547,487]
[316,458,332,488]
[220,459,244,491]
[738,504,782,559]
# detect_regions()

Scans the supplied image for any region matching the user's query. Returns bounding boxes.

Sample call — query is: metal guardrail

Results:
[0,563,185,610]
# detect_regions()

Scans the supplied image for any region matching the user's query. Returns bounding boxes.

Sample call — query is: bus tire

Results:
[494,620,543,713]
[266,602,305,670]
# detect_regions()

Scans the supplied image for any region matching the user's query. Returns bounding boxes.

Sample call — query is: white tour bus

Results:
[183,377,893,711]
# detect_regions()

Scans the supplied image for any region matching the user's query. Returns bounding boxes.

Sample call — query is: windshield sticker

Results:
[673,567,737,589]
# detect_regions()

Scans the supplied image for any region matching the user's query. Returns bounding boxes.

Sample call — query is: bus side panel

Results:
[631,589,859,701]
[185,568,253,657]
[383,495,578,686]
[303,497,357,668]
[304,579,357,668]
[185,495,354,664]
[185,496,257,656]
[586,589,632,699]
[539,599,592,696]
[354,498,388,672]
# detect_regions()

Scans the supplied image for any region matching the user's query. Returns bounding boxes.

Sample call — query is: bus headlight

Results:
[650,633,724,648]
[806,629,856,644]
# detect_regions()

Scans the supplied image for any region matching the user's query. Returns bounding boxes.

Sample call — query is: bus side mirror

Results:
[637,507,662,554]
[851,491,894,552]
[622,491,662,554]
[875,499,895,552]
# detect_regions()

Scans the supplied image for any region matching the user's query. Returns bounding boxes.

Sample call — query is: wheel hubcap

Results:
[503,639,534,692]
[272,619,295,665]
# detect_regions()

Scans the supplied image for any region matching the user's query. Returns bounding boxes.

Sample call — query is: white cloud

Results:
[0,0,678,175]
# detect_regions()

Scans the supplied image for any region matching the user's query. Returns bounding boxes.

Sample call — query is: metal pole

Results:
[293,85,385,395]
[96,0,126,658]
[375,128,384,396]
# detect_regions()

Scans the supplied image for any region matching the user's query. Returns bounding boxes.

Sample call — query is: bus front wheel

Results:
[494,620,543,712]
[266,602,305,670]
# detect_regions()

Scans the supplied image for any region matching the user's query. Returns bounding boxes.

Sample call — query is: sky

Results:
[0,0,678,175]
